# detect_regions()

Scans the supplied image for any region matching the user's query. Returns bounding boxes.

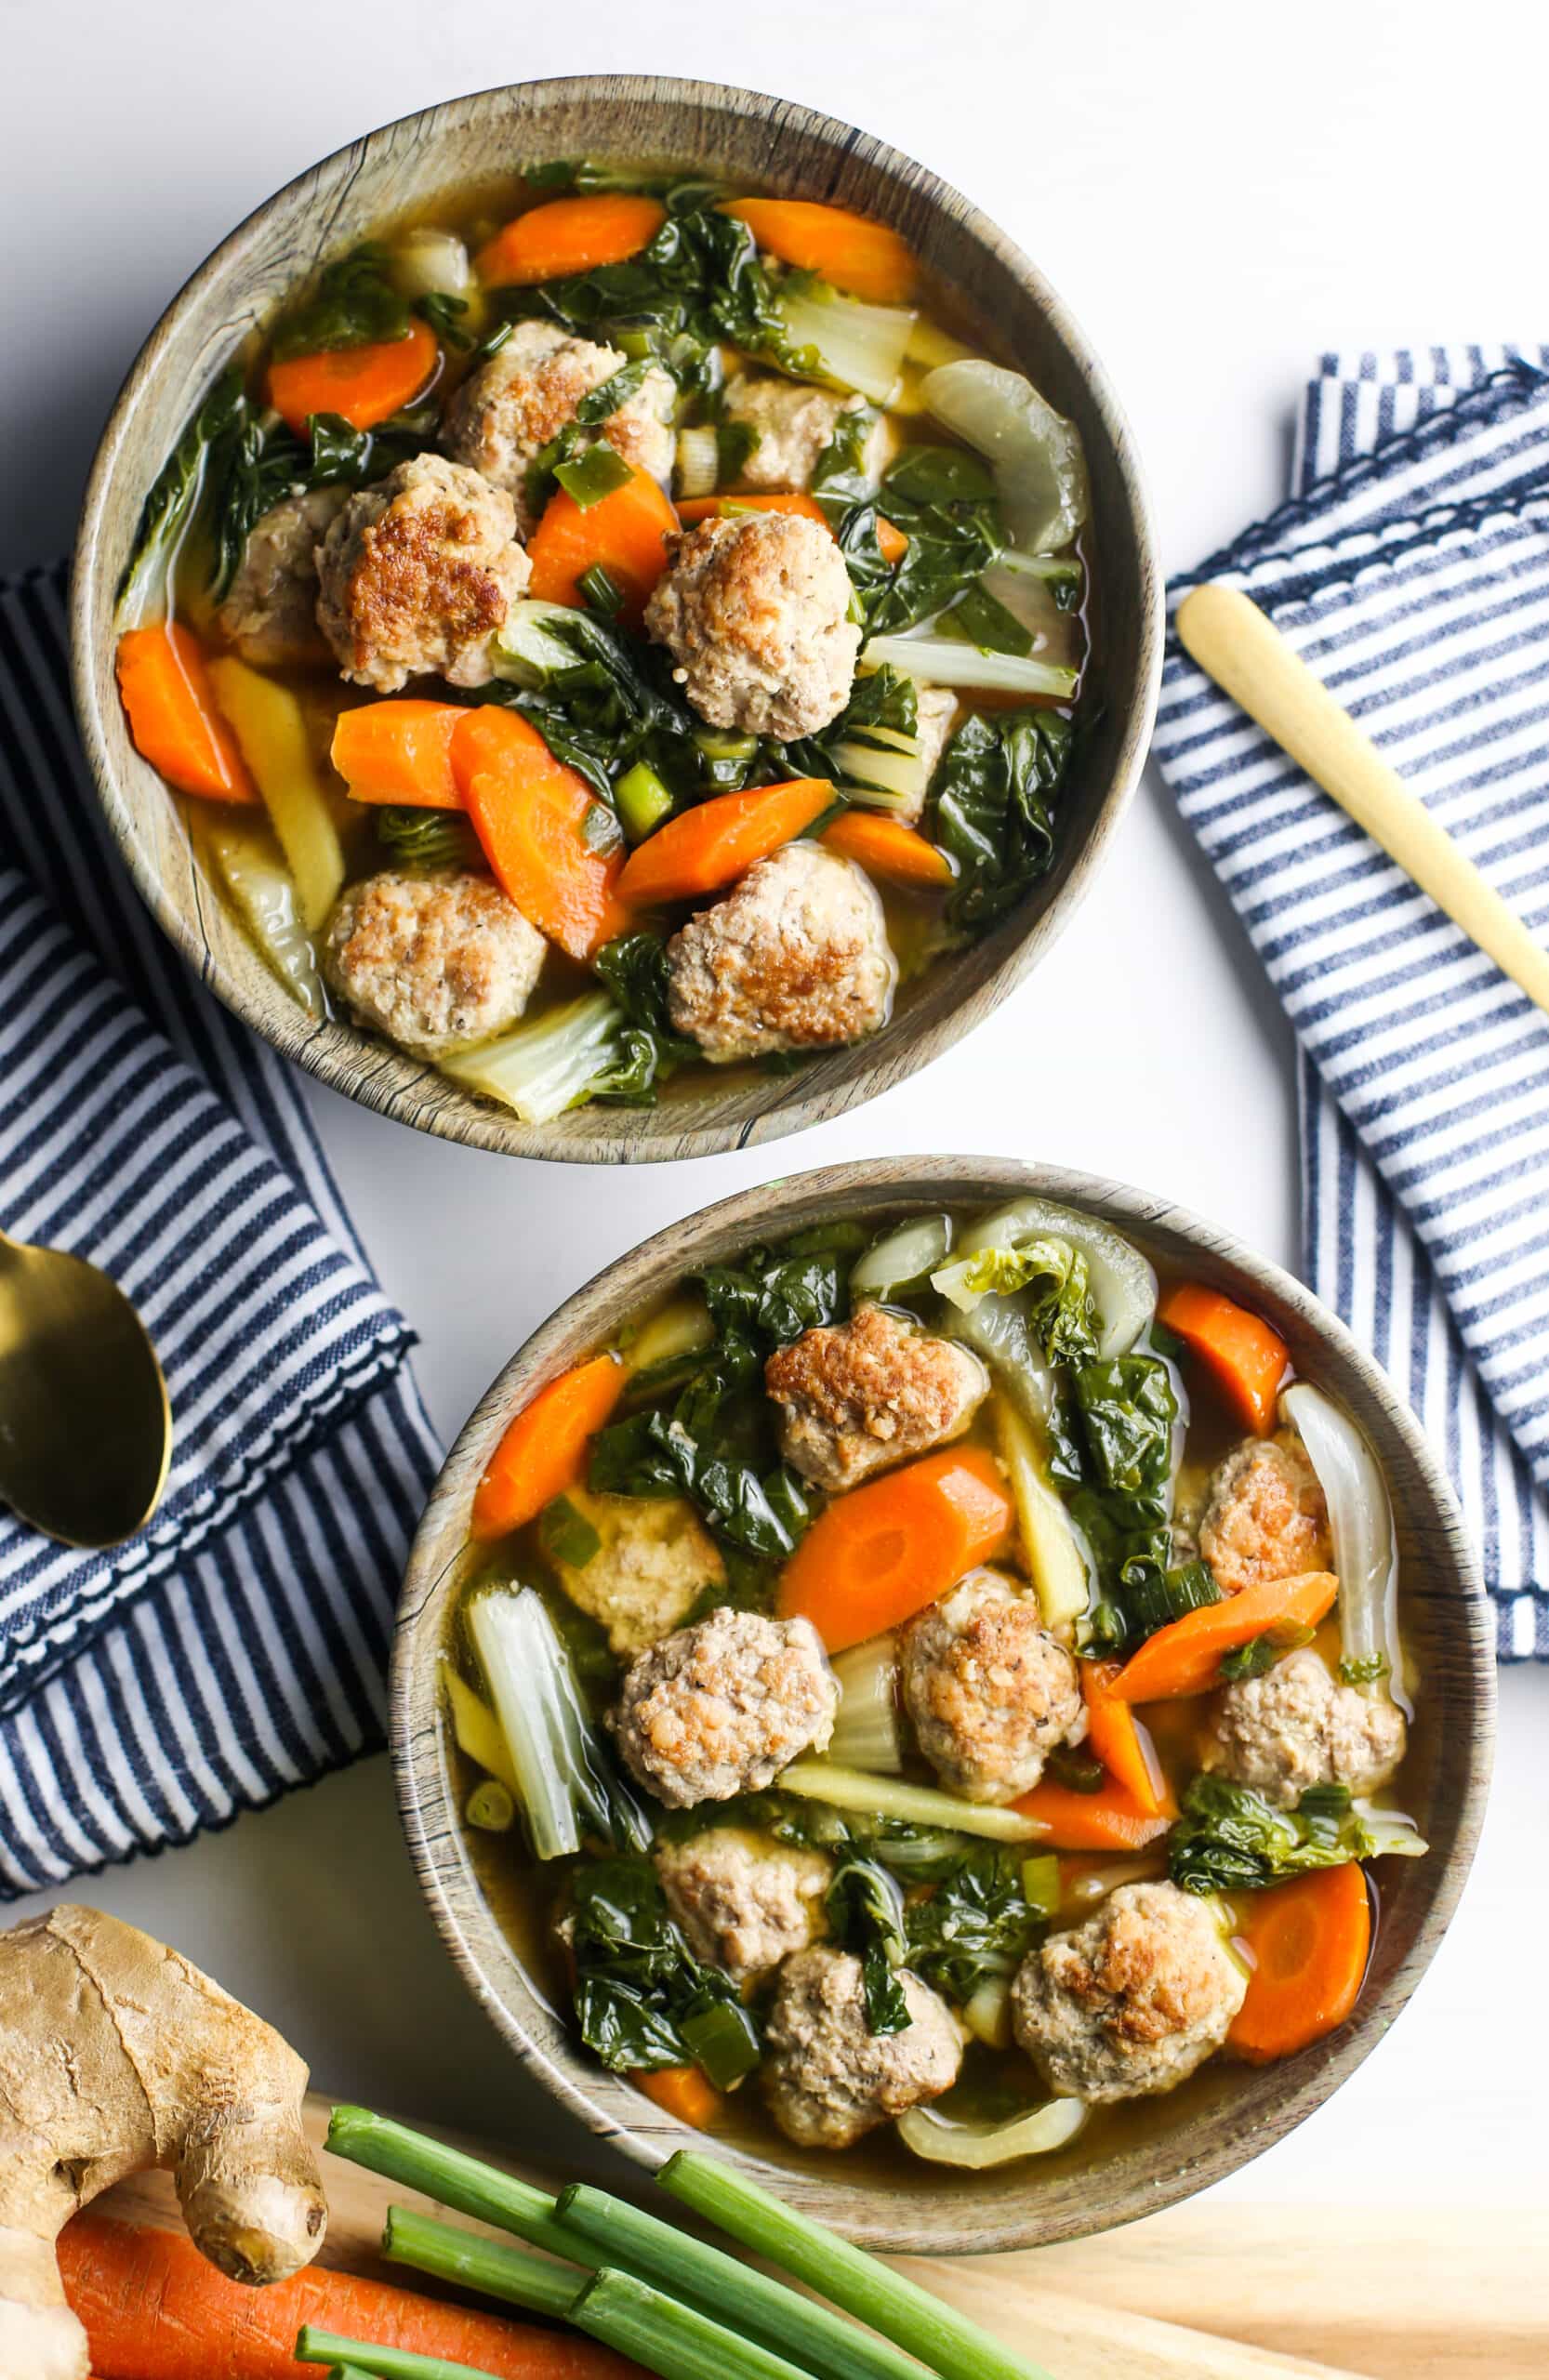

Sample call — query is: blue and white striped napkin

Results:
[0,562,443,1893]
[1155,346,1549,1662]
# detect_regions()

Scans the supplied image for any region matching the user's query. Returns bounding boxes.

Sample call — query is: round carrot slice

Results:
[1227,1863,1372,2064]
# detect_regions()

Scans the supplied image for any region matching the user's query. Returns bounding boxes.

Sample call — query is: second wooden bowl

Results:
[71,75,1162,1163]
[391,1157,1494,2252]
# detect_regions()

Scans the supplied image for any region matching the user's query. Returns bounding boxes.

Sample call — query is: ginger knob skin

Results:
[0,1903,327,2380]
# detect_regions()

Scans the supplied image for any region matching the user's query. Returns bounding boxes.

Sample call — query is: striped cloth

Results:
[1155,346,1549,1662]
[0,563,443,1893]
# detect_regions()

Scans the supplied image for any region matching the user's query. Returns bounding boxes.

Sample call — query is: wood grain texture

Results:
[391,1157,1495,2254]
[70,75,1163,1165]
[97,2096,1542,2380]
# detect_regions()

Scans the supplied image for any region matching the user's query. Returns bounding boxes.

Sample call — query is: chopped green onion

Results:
[577,562,625,615]
[692,728,758,763]
[573,2269,813,2380]
[383,2205,581,2320]
[558,2189,930,2380]
[539,1496,602,1570]
[556,444,635,509]
[674,424,722,500]
[661,2154,1055,2380]
[616,760,676,843]
[326,2107,595,2267]
[464,1779,516,1832]
[776,1760,1047,1843]
[1021,1853,1062,1916]
[679,1999,761,2088]
[297,2330,500,2380]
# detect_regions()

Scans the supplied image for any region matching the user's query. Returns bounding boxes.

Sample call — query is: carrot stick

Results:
[59,2214,634,2380]
[1108,1569,1340,1703]
[472,1352,628,1540]
[1157,1283,1291,1437]
[267,317,440,437]
[722,198,918,305]
[330,701,467,808]
[632,2066,724,2129]
[451,706,627,959]
[1012,1773,1174,1853]
[1227,1862,1371,2063]
[116,623,258,804]
[1080,1660,1168,1816]
[776,1446,1013,1653]
[616,779,833,909]
[478,193,667,287]
[674,493,833,532]
[526,469,680,624]
[819,813,953,889]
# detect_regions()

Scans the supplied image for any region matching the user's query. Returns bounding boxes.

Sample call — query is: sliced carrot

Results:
[478,192,668,287]
[451,706,627,960]
[616,779,833,909]
[1013,1773,1175,1853]
[267,315,439,436]
[633,2065,725,2129]
[722,197,918,305]
[820,812,953,889]
[875,515,910,566]
[1108,1569,1340,1703]
[1158,1282,1291,1437]
[777,1445,1013,1654]
[1228,1862,1371,2064]
[675,491,833,532]
[116,623,257,804]
[471,1352,628,1540]
[330,700,465,808]
[526,468,680,624]
[1081,1660,1169,1817]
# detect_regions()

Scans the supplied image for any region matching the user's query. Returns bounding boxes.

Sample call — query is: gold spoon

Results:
[0,1230,171,1548]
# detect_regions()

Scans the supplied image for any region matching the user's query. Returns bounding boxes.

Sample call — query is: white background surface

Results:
[3,0,1543,2215]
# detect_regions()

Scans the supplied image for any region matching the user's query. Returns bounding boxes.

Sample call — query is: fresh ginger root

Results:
[0,1903,327,2380]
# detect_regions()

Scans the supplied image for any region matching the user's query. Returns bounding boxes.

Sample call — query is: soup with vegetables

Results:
[444,1197,1425,2169]
[113,165,1090,1124]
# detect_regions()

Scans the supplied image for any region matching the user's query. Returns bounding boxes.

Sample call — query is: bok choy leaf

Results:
[1169,1774,1427,1896]
[467,1587,653,1861]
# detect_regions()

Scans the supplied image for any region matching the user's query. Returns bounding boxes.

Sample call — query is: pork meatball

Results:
[1199,1430,1332,1597]
[666,842,896,1064]
[654,1828,830,1986]
[444,322,676,533]
[323,869,546,1057]
[551,1488,724,1656]
[610,1608,838,1808]
[765,1302,988,1493]
[900,1568,1084,1804]
[763,1947,962,2149]
[1012,1881,1246,2103]
[215,485,348,668]
[1204,1645,1407,1808]
[721,376,888,493]
[315,454,531,692]
[644,510,860,739]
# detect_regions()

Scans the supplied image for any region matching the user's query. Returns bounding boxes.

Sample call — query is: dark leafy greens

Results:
[1170,1776,1405,1896]
[825,1857,909,2034]
[930,708,1072,933]
[376,806,483,871]
[564,1854,758,2078]
[904,1847,1045,2003]
[270,241,457,361]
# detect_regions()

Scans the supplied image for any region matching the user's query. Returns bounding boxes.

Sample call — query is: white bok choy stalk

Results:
[895,2096,1087,2168]
[827,1635,904,1774]
[993,1394,1091,1634]
[933,1196,1158,1358]
[200,816,326,1015]
[850,1213,955,1303]
[467,1586,653,1861]
[774,284,918,403]
[919,358,1090,554]
[440,992,636,1126]
[1280,1382,1405,1703]
[940,1290,1059,1432]
[858,632,1078,702]
[206,656,345,932]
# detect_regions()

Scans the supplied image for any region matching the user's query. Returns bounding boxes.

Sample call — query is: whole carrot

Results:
[60,2215,638,2380]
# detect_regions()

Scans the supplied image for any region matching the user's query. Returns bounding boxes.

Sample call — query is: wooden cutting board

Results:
[99,2095,1543,2380]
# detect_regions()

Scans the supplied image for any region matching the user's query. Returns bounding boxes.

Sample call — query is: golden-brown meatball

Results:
[216,485,348,668]
[654,1829,830,1985]
[721,376,887,492]
[764,1302,988,1493]
[900,1568,1084,1803]
[666,843,896,1064]
[315,453,531,692]
[1199,1430,1332,1596]
[323,869,546,1056]
[443,322,675,533]
[551,1488,724,1655]
[608,1608,838,1808]
[644,510,860,739]
[762,1946,961,2149]
[1012,1882,1246,2102]
[1204,1646,1407,1808]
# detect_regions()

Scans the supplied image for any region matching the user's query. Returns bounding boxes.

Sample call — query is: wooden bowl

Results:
[392,1156,1494,2252]
[71,76,1162,1164]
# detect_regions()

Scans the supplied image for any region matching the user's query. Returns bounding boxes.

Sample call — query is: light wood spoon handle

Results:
[1174,581,1549,1019]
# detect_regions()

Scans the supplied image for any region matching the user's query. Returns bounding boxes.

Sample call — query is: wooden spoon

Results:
[0,1229,170,1546]
[1174,582,1549,1018]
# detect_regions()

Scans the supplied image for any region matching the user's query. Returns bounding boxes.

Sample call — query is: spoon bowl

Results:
[0,1234,171,1548]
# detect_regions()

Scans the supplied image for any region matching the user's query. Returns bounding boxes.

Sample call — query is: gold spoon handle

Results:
[1174,581,1549,1020]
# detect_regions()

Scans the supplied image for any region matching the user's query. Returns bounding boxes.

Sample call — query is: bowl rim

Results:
[69,73,1164,1165]
[391,1153,1496,2252]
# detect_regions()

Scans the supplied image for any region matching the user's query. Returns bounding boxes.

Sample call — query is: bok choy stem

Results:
[467,1585,652,1860]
